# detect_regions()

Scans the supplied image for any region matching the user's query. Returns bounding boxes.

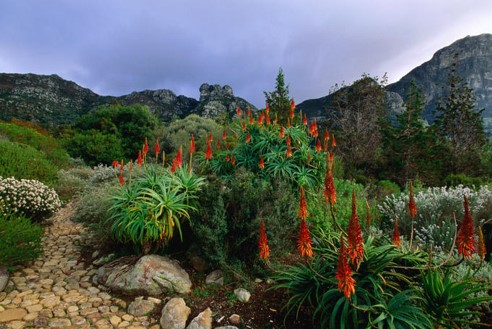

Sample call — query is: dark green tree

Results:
[329,74,389,180]
[434,54,486,175]
[264,68,292,125]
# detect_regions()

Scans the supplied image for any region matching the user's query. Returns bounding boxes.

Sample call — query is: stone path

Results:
[0,203,160,329]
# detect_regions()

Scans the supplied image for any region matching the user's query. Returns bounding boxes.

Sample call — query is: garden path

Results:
[0,202,160,329]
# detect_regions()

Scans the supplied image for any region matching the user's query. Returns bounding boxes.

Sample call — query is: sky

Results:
[1,1,491,107]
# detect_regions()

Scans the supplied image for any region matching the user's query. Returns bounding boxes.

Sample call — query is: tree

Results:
[328,74,388,179]
[434,54,486,175]
[264,68,291,125]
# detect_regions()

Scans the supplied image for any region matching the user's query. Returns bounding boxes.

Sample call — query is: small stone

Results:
[186,307,212,329]
[0,308,27,322]
[205,270,224,286]
[23,312,39,321]
[49,318,72,327]
[160,297,190,329]
[122,314,134,321]
[127,299,158,316]
[216,327,239,329]
[26,304,43,312]
[229,314,241,325]
[34,317,49,327]
[71,315,87,325]
[110,315,122,326]
[67,305,79,313]
[41,296,61,307]
[118,320,130,327]
[8,320,26,329]
[233,288,251,303]
[147,297,161,304]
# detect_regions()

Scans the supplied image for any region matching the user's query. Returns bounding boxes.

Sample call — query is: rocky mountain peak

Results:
[199,83,234,102]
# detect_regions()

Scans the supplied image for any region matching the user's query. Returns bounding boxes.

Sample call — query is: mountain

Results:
[0,73,256,126]
[298,34,492,131]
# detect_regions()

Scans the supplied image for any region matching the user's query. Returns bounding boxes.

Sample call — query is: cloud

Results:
[0,0,491,107]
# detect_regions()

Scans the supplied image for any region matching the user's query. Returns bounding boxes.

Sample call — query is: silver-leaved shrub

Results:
[0,176,61,221]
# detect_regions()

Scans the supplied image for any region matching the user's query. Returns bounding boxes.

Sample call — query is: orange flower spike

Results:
[119,170,124,186]
[246,107,251,118]
[279,126,285,138]
[286,135,291,146]
[478,226,486,261]
[258,156,265,170]
[287,118,291,128]
[266,112,271,125]
[324,128,330,143]
[231,156,236,166]
[222,129,227,140]
[112,160,119,168]
[298,186,309,221]
[457,196,476,258]
[302,114,308,126]
[286,144,293,158]
[205,141,213,160]
[258,219,270,260]
[313,119,318,138]
[347,190,364,267]
[129,160,133,172]
[249,115,254,125]
[189,134,196,155]
[245,131,251,144]
[315,139,322,152]
[143,137,149,156]
[297,218,313,258]
[265,103,270,114]
[336,236,356,299]
[331,134,337,147]
[392,217,401,247]
[225,154,230,162]
[237,106,242,117]
[208,133,213,143]
[241,122,247,132]
[137,150,143,167]
[154,140,160,156]
[258,111,264,125]
[290,98,295,119]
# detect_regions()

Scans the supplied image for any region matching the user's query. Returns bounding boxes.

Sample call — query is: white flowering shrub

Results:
[378,185,492,252]
[89,164,117,184]
[0,176,61,221]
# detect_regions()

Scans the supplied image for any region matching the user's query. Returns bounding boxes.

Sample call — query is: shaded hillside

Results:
[0,73,256,126]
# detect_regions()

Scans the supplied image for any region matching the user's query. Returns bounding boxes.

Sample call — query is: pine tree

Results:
[264,68,291,125]
[434,54,486,175]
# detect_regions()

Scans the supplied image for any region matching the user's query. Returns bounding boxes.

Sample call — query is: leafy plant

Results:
[0,213,43,269]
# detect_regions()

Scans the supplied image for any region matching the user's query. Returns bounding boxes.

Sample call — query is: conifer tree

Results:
[264,68,291,125]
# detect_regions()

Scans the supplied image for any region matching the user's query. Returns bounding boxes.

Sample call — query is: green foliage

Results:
[0,176,61,222]
[0,213,43,268]
[64,103,158,165]
[108,166,204,254]
[0,121,69,168]
[444,173,487,187]
[272,233,431,328]
[0,141,59,186]
[264,68,291,125]
[190,171,298,267]
[420,269,492,328]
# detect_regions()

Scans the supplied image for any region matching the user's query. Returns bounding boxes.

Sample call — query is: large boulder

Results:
[160,297,191,329]
[96,255,192,296]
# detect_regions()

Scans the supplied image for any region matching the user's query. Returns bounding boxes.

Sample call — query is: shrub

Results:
[444,174,486,187]
[0,121,69,168]
[0,214,43,269]
[0,141,59,185]
[0,176,61,221]
[378,185,492,252]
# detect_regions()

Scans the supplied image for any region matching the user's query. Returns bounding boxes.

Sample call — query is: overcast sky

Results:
[1,1,491,107]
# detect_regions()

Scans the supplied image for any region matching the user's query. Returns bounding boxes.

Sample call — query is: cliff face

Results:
[298,34,492,131]
[0,74,256,126]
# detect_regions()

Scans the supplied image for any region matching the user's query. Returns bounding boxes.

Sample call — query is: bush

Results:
[444,174,486,187]
[0,141,59,186]
[0,214,43,269]
[0,176,61,221]
[0,121,69,168]
[378,185,492,252]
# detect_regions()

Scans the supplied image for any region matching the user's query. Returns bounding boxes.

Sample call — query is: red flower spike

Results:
[154,140,160,156]
[118,170,124,186]
[303,114,308,126]
[392,217,401,247]
[246,132,251,144]
[112,160,119,168]
[286,144,293,158]
[129,160,133,172]
[287,118,291,128]
[336,236,356,299]
[217,140,221,149]
[298,218,313,258]
[205,141,213,160]
[249,115,254,124]
[286,136,291,146]
[258,220,270,260]
[143,138,149,156]
[457,196,476,258]
[290,99,295,119]
[222,130,227,140]
[324,154,337,205]
[259,156,265,170]
[208,133,213,143]
[189,134,196,155]
[231,156,236,166]
[266,113,271,125]
[226,154,230,162]
[331,134,337,147]
[316,139,322,152]
[298,186,309,220]
[324,129,330,143]
[347,190,364,267]
[279,126,285,138]
[478,226,486,261]
[137,151,143,167]
[247,107,251,117]
[242,122,247,132]
[237,106,242,116]
[408,182,417,218]
[171,148,183,173]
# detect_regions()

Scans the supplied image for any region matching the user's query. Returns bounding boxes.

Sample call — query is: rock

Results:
[109,315,122,326]
[160,297,191,329]
[228,314,241,325]
[216,327,239,329]
[233,288,251,303]
[0,266,9,292]
[0,308,27,322]
[205,270,223,286]
[97,255,192,296]
[127,298,159,316]
[93,253,116,266]
[190,256,209,272]
[186,307,212,329]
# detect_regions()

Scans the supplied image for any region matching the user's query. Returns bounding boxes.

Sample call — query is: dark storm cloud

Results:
[1,0,491,107]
